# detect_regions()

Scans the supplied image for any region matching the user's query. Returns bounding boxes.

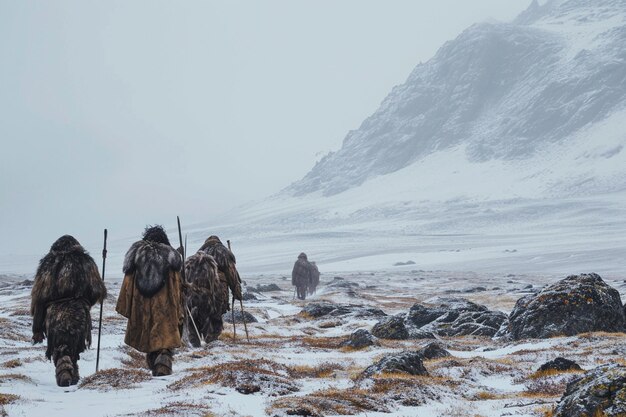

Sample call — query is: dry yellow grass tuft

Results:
[0,393,19,406]
[268,388,389,416]
[529,368,584,379]
[0,374,33,384]
[288,362,344,379]
[535,405,555,417]
[139,402,216,417]
[1,359,21,369]
[79,368,151,391]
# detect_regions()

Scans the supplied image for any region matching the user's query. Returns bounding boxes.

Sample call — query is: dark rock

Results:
[223,310,258,324]
[342,329,377,349]
[537,357,582,373]
[18,279,34,287]
[362,351,428,378]
[554,364,626,417]
[407,329,437,339]
[406,297,505,337]
[394,260,416,266]
[255,283,282,292]
[371,315,409,340]
[242,290,258,301]
[499,273,626,340]
[463,286,487,293]
[327,280,359,289]
[418,343,451,360]
[302,303,386,319]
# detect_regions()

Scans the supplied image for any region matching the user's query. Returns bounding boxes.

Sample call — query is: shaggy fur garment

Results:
[31,235,107,361]
[184,252,225,345]
[123,240,182,297]
[198,236,242,301]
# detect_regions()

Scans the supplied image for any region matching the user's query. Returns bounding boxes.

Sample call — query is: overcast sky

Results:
[0,0,531,270]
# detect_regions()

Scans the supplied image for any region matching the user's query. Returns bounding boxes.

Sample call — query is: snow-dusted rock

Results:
[407,297,506,337]
[302,302,386,319]
[499,273,625,340]
[537,357,582,373]
[418,342,451,360]
[371,315,409,340]
[342,329,378,349]
[223,309,258,324]
[362,351,429,378]
[554,364,626,417]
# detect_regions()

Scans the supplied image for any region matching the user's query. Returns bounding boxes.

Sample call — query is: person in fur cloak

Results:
[31,235,107,387]
[292,252,312,300]
[197,236,243,333]
[184,251,222,346]
[116,226,184,376]
[308,261,320,296]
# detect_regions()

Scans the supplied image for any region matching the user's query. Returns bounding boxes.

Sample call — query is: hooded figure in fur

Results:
[31,235,107,387]
[184,252,222,346]
[198,236,243,318]
[292,252,312,300]
[116,226,184,376]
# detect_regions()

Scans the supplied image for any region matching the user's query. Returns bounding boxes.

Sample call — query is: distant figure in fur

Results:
[116,226,184,376]
[308,261,320,296]
[31,235,107,387]
[292,252,312,300]
[197,236,243,338]
[184,251,222,346]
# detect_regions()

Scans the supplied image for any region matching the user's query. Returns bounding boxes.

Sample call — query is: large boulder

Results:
[537,357,582,374]
[362,351,429,378]
[554,364,626,417]
[407,297,506,337]
[418,343,451,360]
[223,310,258,324]
[371,315,409,340]
[500,273,625,340]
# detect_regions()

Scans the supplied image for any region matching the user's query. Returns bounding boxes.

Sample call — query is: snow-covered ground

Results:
[1,271,626,417]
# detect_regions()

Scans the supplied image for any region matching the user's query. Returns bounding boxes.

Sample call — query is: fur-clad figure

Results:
[198,236,243,313]
[308,261,320,296]
[31,235,107,387]
[292,252,312,300]
[184,252,222,346]
[116,226,184,376]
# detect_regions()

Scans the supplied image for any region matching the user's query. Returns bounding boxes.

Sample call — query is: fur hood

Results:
[123,240,182,297]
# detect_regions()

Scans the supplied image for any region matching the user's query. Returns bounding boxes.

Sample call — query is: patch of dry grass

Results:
[300,336,345,349]
[79,368,151,391]
[529,368,584,379]
[288,362,345,379]
[0,373,33,384]
[268,388,389,416]
[120,347,147,370]
[0,394,19,406]
[1,359,21,369]
[169,359,299,396]
[139,402,215,417]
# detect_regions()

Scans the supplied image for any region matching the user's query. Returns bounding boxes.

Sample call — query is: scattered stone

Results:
[302,303,386,319]
[372,315,409,340]
[362,351,429,378]
[554,364,626,417]
[242,290,258,301]
[394,260,416,266]
[499,273,626,340]
[223,310,258,324]
[342,329,377,349]
[463,286,487,293]
[326,280,359,289]
[255,283,282,292]
[418,343,451,360]
[537,357,582,373]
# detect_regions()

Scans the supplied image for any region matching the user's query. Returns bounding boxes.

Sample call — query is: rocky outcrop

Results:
[342,329,378,349]
[255,283,282,292]
[407,297,506,337]
[499,273,625,340]
[302,302,386,319]
[371,315,409,340]
[554,364,626,417]
[362,351,429,378]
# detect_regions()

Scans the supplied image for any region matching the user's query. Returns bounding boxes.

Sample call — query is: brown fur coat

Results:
[116,240,184,353]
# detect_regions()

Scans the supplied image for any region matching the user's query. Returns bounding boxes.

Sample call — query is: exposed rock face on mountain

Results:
[554,364,626,417]
[498,273,625,340]
[287,0,626,197]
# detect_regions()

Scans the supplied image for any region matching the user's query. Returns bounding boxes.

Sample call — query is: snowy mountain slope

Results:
[287,0,626,197]
[178,0,626,276]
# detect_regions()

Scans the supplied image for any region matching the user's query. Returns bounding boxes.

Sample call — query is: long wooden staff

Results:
[177,216,203,346]
[95,229,107,372]
[228,240,249,342]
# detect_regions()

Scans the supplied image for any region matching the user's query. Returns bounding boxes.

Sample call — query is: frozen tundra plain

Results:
[1,269,626,417]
